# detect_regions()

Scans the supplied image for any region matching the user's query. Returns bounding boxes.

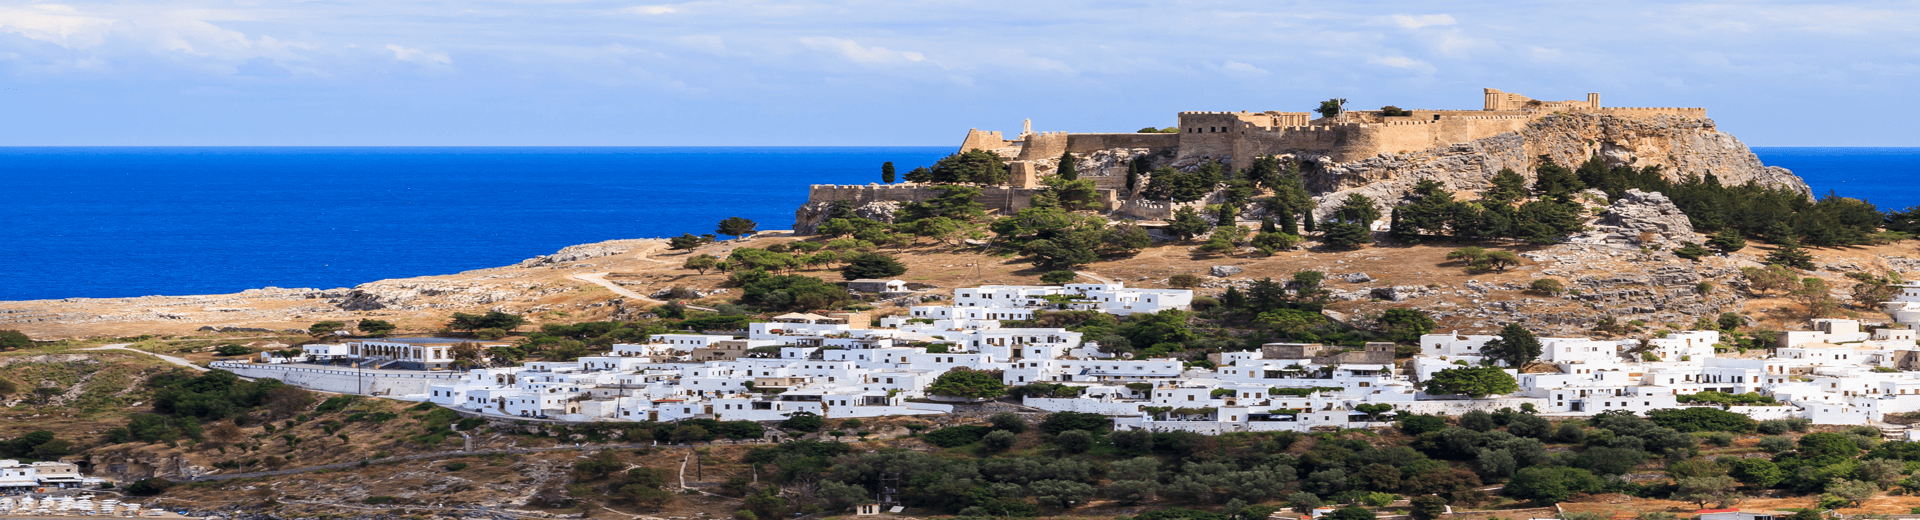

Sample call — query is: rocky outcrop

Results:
[1567,189,1703,246]
[793,200,902,235]
[1306,113,1809,218]
[518,243,629,268]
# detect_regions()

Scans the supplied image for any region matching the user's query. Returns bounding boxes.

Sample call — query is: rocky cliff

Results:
[1303,113,1808,216]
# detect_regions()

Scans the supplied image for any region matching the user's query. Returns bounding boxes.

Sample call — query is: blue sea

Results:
[0,147,949,301]
[0,146,1909,301]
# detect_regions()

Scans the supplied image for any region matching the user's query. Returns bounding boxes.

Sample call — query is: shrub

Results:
[1040,411,1110,434]
[1646,407,1757,433]
[1168,274,1201,288]
[1529,278,1566,296]
[922,425,991,447]
[444,462,469,471]
[1040,270,1078,284]
[989,412,1028,433]
[981,430,1018,451]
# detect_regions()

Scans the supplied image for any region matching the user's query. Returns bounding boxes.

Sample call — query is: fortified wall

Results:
[962,88,1714,175]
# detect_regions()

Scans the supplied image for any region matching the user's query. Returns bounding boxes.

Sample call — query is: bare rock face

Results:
[1568,189,1702,246]
[1305,113,1809,219]
[518,243,629,268]
[793,200,902,235]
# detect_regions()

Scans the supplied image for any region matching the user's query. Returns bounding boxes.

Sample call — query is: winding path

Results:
[567,243,718,311]
[82,344,206,371]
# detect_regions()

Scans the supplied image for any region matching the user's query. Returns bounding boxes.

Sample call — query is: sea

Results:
[0,146,1909,302]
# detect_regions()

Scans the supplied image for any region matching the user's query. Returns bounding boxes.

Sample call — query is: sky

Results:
[0,1,1911,146]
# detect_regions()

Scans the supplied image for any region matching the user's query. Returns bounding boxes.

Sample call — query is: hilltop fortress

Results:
[798,88,1807,232]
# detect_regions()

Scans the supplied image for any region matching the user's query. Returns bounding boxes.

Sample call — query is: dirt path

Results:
[83,344,206,371]
[1077,271,1115,284]
[568,243,717,311]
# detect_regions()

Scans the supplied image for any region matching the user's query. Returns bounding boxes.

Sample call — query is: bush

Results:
[1056,430,1094,454]
[1529,278,1566,296]
[1168,274,1201,288]
[922,425,991,447]
[1040,411,1110,434]
[1398,414,1447,435]
[981,430,1018,451]
[989,412,1028,433]
[444,462,469,471]
[840,252,908,280]
[213,344,253,356]
[1646,407,1757,433]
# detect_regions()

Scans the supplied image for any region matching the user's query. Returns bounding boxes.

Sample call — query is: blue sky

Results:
[0,1,1909,146]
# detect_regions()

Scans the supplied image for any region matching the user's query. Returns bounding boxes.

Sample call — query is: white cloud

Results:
[386,44,450,65]
[799,37,926,65]
[1367,55,1435,73]
[1388,14,1455,29]
[1221,60,1268,75]
[0,4,115,48]
[621,5,677,15]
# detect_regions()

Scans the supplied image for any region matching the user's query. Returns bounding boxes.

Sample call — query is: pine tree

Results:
[1302,210,1316,234]
[1483,322,1543,368]
[1485,167,1528,204]
[1709,229,1747,253]
[881,162,896,184]
[1260,217,1277,234]
[1275,207,1297,235]
[1766,237,1817,270]
[1057,151,1078,181]
[1222,286,1247,309]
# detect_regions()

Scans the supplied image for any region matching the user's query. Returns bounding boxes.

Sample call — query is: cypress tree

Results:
[881,162,896,184]
[1303,210,1316,234]
[1277,207,1298,235]
[1222,286,1246,309]
[1261,217,1277,234]
[1126,157,1144,193]
[1058,151,1078,181]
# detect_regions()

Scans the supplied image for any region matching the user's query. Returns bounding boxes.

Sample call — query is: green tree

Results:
[1315,98,1346,119]
[1056,429,1094,454]
[981,429,1017,451]
[881,161,896,184]
[356,319,396,337]
[923,150,1011,184]
[1057,151,1078,181]
[1531,157,1586,200]
[1675,475,1739,507]
[1378,308,1436,343]
[1485,167,1529,204]
[1325,507,1374,520]
[1504,466,1601,503]
[1482,323,1542,368]
[668,233,714,250]
[1258,308,1325,338]
[1674,242,1710,261]
[307,321,347,339]
[1167,207,1212,241]
[840,252,907,279]
[1425,366,1519,398]
[927,367,1006,399]
[1826,479,1877,507]
[718,216,759,240]
[684,254,721,274]
[1041,270,1078,284]
[1727,458,1784,488]
[1765,237,1817,270]
[1409,495,1448,520]
[1708,229,1747,253]
[0,330,30,351]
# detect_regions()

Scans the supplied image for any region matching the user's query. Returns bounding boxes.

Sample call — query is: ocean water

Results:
[0,146,1911,302]
[0,147,949,301]
[1751,147,1920,212]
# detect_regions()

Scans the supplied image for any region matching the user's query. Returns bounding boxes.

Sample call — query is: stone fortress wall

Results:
[961,88,1712,176]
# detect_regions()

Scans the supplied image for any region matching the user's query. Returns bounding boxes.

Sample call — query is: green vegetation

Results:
[718,216,759,240]
[904,150,1011,184]
[0,329,32,350]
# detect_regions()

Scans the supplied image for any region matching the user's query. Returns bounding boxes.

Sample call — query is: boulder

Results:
[1343,272,1373,283]
[1210,265,1244,277]
[1372,286,1427,302]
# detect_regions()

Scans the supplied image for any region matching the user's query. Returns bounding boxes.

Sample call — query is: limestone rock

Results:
[1373,286,1429,302]
[1568,188,1702,246]
[1210,265,1244,278]
[1343,272,1373,283]
[519,243,628,268]
[793,200,902,235]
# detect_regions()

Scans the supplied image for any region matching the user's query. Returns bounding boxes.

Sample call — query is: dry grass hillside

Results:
[3,229,1916,341]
